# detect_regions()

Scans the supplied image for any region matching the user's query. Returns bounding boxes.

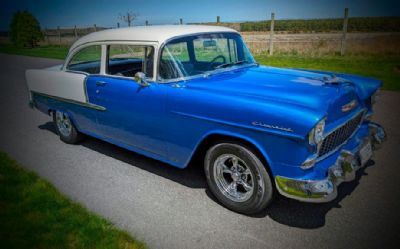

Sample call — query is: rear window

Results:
[66,45,101,74]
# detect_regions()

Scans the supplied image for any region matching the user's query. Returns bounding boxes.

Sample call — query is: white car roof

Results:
[69,25,238,52]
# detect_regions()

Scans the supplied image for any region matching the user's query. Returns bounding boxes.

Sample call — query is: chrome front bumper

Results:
[275,122,386,203]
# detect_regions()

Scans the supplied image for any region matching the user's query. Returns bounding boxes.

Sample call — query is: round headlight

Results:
[309,118,325,145]
[371,90,380,105]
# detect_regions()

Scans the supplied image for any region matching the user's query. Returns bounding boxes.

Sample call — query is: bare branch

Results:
[119,11,139,27]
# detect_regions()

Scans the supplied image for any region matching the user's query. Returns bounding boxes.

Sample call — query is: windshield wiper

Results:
[215,60,248,69]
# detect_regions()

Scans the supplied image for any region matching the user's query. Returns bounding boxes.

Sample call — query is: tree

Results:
[119,11,139,27]
[10,11,43,48]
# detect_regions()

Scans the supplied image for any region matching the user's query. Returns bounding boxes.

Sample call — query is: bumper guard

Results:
[275,122,386,203]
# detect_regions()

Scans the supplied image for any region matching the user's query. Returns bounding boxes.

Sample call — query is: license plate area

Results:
[359,140,372,166]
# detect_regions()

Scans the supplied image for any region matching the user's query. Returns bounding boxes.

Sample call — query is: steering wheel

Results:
[209,55,227,69]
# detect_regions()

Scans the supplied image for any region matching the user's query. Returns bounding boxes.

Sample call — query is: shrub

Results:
[10,11,43,48]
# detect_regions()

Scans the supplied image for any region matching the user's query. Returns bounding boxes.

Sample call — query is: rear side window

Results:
[66,45,101,74]
[107,45,154,78]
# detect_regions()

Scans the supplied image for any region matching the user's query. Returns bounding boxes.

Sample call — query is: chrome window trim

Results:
[103,43,157,81]
[64,44,103,73]
[157,63,259,84]
[86,73,156,84]
[316,108,366,162]
[64,41,159,78]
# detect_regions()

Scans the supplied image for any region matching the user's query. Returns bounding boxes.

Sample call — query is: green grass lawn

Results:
[0,43,399,91]
[0,152,146,249]
[255,54,400,91]
[0,44,69,60]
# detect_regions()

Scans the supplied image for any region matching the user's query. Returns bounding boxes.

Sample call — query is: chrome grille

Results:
[318,112,364,158]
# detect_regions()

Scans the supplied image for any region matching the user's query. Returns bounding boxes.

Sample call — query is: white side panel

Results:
[25,70,87,103]
[45,64,63,71]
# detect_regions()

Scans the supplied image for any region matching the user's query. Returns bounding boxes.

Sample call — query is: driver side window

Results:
[107,44,154,78]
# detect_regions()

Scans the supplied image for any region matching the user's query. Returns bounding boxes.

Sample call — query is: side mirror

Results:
[134,72,150,86]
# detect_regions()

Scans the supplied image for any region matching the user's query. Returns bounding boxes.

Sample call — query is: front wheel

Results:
[204,143,273,214]
[53,110,83,144]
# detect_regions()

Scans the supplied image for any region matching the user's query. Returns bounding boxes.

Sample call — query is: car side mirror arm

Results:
[134,72,150,87]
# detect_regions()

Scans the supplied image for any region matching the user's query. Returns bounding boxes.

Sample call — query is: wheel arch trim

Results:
[187,130,274,173]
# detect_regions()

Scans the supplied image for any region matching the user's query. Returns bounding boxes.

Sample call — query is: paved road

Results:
[1,54,399,249]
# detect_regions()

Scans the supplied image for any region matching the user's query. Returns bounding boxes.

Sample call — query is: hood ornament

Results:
[342,100,357,112]
[322,74,353,85]
[322,74,341,85]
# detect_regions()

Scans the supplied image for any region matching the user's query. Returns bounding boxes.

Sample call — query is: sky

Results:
[1,0,399,30]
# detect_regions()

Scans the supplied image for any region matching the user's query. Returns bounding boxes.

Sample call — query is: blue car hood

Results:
[186,65,381,124]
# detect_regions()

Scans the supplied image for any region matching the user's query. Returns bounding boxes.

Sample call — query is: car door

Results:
[86,44,167,157]
[60,44,103,134]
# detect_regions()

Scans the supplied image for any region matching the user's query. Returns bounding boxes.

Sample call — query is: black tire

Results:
[53,110,83,144]
[204,142,273,214]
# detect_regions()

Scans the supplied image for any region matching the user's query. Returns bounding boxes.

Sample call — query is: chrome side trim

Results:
[171,110,304,140]
[31,91,106,111]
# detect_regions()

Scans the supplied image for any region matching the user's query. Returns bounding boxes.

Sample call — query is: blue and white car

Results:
[26,25,386,214]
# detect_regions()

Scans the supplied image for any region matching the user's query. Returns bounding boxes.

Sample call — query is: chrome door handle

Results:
[96,81,107,86]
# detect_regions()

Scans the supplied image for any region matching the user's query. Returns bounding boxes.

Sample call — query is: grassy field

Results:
[0,44,69,59]
[255,54,400,91]
[0,43,399,91]
[0,152,146,249]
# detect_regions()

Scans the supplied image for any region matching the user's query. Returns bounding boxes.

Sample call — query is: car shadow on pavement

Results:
[39,122,207,189]
[39,121,375,229]
[250,160,375,228]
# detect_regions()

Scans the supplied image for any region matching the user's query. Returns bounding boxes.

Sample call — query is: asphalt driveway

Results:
[0,53,399,249]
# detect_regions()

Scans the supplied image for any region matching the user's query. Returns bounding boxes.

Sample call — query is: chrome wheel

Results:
[213,154,255,202]
[55,111,72,137]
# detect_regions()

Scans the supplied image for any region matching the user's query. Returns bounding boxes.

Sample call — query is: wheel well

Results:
[189,134,272,176]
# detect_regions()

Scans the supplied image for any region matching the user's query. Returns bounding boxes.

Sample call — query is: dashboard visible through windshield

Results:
[159,32,256,80]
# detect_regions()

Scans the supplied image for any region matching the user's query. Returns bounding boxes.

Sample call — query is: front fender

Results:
[164,84,323,171]
[189,129,274,169]
[168,86,325,140]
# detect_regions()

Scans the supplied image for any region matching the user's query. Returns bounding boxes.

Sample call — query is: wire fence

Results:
[40,27,400,56]
[3,8,400,55]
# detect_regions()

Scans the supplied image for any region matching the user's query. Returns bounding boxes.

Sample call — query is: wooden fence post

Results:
[217,16,220,23]
[44,28,48,44]
[180,18,183,25]
[74,25,78,39]
[340,8,349,56]
[269,12,275,56]
[57,26,61,45]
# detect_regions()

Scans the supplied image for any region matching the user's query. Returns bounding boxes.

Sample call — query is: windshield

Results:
[159,32,255,80]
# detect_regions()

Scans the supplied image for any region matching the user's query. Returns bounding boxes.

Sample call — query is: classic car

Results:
[26,25,386,214]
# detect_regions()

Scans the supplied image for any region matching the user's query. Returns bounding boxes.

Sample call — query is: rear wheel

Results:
[53,110,82,144]
[204,142,273,214]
